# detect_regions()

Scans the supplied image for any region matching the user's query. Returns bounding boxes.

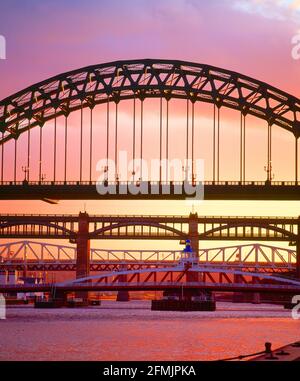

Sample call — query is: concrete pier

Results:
[75,212,90,303]
[116,265,130,302]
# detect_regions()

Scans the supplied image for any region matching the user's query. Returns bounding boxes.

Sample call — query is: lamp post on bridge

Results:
[264,160,274,184]
[39,173,46,183]
[21,166,29,183]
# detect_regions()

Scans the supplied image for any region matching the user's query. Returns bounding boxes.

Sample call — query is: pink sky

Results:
[0,0,299,98]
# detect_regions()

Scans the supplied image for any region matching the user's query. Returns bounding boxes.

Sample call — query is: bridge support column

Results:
[250,276,261,304]
[188,212,199,256]
[252,292,261,304]
[186,214,200,300]
[0,270,7,284]
[76,212,90,304]
[297,237,300,280]
[233,274,245,303]
[7,270,16,284]
[116,265,130,302]
[186,271,199,300]
[51,289,68,305]
[184,213,201,300]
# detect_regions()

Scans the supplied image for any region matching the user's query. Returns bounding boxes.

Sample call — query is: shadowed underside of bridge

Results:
[2,283,300,294]
[0,59,300,200]
[0,181,299,200]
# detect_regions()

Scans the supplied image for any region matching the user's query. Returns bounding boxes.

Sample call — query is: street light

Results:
[21,166,29,182]
[264,160,274,183]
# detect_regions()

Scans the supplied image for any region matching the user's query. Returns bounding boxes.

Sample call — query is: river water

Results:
[0,301,299,361]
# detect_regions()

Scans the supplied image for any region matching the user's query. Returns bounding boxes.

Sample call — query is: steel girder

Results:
[61,267,300,288]
[0,59,300,144]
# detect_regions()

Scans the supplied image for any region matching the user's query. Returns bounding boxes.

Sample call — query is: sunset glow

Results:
[1,0,300,366]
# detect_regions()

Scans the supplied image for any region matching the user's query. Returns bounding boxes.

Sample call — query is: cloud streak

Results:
[232,0,300,24]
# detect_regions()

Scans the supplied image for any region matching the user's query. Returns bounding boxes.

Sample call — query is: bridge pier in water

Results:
[233,274,245,303]
[116,265,130,302]
[252,292,261,304]
[250,276,261,304]
[185,216,203,301]
[233,274,261,304]
[297,236,300,279]
[187,212,200,291]
[152,287,215,311]
[75,212,90,304]
[152,233,216,311]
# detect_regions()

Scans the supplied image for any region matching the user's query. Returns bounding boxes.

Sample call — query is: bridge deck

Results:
[1,281,300,294]
[0,182,300,200]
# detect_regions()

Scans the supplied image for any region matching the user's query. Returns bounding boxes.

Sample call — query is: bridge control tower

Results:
[178,239,199,268]
[152,239,216,311]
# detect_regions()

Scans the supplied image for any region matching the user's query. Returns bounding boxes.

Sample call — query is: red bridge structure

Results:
[0,212,300,271]
[1,255,300,308]
[0,212,299,306]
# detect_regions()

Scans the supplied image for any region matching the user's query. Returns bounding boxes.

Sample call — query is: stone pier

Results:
[75,212,90,304]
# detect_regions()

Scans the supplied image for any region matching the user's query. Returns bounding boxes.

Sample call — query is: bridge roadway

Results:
[1,281,300,294]
[0,213,299,241]
[0,181,300,201]
[0,260,295,273]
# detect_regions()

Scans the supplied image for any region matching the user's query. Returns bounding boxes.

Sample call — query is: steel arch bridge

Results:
[0,59,300,200]
[1,59,300,139]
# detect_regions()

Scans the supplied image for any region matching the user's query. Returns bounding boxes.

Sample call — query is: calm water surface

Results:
[1,301,299,361]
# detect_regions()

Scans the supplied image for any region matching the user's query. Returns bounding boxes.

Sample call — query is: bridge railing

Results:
[0,180,299,186]
[0,213,298,220]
